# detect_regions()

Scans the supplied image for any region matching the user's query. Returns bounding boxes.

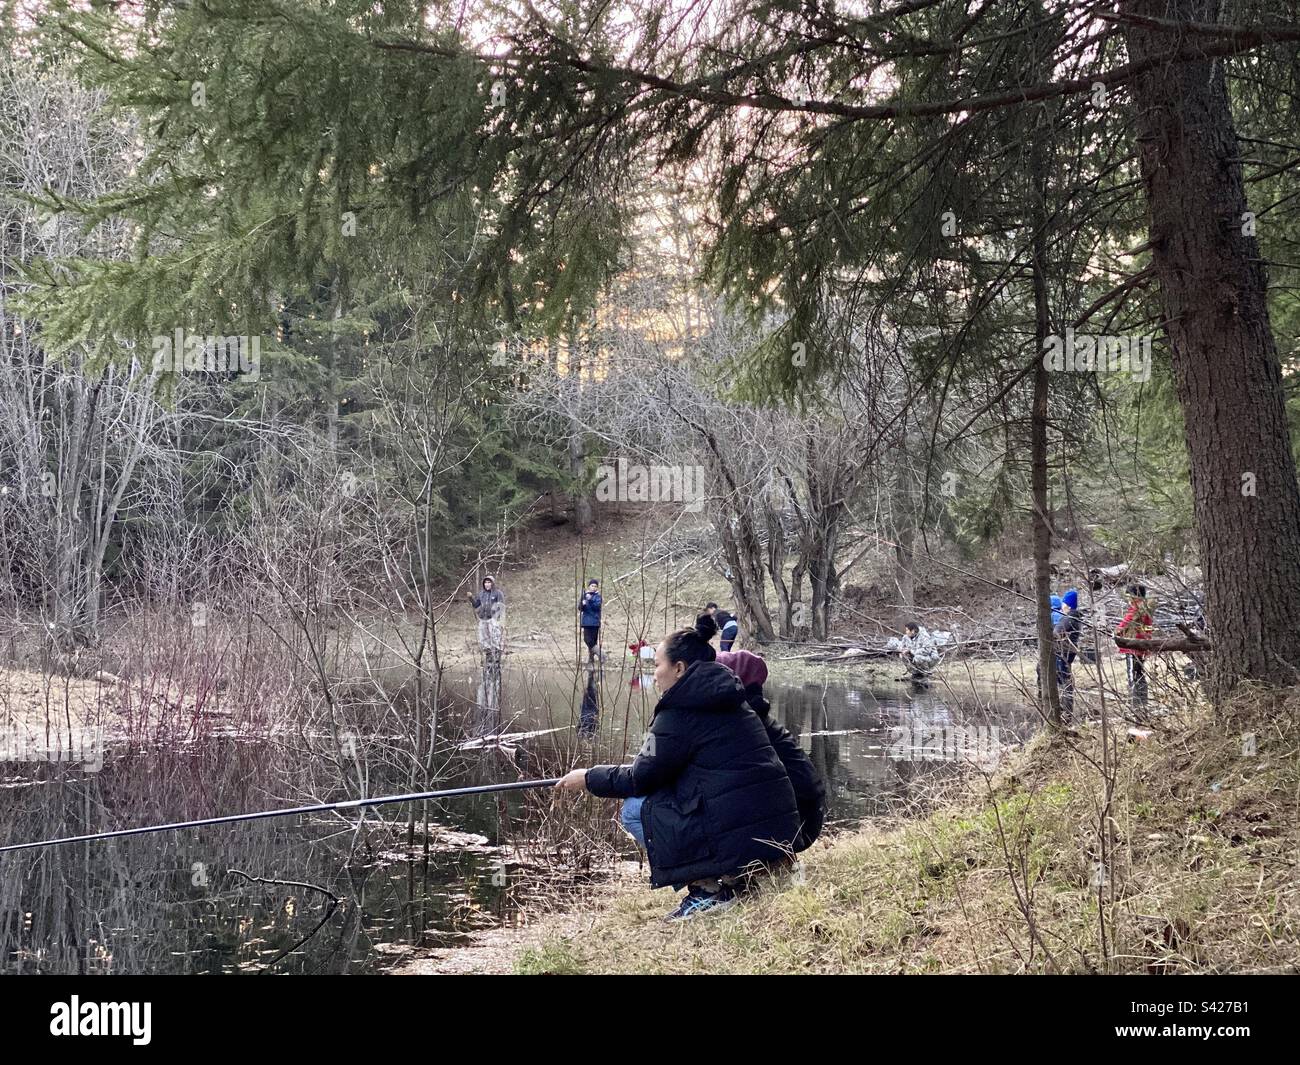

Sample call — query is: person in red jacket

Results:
[1116,583,1154,705]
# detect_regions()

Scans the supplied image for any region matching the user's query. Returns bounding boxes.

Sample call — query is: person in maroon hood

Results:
[717,647,826,853]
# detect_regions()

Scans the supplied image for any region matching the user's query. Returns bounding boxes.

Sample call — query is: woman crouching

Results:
[556,614,800,920]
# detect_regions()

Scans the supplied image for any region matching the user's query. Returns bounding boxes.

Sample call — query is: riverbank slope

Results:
[514,689,1298,974]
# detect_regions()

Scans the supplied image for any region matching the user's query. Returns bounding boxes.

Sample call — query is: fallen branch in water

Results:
[778,635,1036,663]
[1114,624,1212,654]
[228,869,341,973]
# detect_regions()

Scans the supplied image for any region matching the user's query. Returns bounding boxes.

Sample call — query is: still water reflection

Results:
[0,659,1037,973]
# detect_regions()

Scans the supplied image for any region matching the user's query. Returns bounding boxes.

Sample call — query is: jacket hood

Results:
[657,660,746,714]
[716,650,768,689]
[1050,595,1062,610]
[1063,589,1079,610]
[482,576,497,590]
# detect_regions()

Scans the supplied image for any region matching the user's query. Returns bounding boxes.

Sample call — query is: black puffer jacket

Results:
[747,694,826,853]
[586,661,800,888]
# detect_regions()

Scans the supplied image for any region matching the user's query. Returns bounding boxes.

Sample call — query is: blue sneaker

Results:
[665,884,738,921]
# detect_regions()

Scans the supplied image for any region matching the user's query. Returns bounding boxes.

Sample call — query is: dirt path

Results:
[388,861,646,975]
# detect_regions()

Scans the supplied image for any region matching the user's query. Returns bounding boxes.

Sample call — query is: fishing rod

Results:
[0,778,562,855]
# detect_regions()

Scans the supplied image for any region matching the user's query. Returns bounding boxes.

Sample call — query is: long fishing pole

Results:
[0,778,561,855]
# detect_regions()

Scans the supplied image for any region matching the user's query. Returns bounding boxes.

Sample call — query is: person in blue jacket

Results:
[1054,588,1083,715]
[578,579,603,661]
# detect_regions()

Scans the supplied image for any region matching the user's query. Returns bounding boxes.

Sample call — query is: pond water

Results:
[0,657,1039,974]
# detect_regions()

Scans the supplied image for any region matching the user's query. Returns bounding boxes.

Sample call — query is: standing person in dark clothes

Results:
[716,646,826,853]
[578,578,603,662]
[1115,583,1154,705]
[556,614,800,920]
[467,575,506,661]
[1054,588,1083,716]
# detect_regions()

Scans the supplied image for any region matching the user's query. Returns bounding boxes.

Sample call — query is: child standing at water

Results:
[1115,583,1154,705]
[578,579,603,662]
[1054,589,1082,715]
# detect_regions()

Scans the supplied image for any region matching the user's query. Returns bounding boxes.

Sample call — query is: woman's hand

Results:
[556,768,588,792]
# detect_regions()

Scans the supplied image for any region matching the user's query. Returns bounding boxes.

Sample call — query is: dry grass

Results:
[516,688,1300,974]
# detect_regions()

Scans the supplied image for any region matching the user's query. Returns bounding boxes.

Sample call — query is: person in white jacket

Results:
[468,575,506,659]
[899,621,941,677]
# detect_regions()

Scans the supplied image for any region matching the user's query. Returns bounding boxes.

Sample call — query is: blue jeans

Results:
[619,796,646,847]
[720,622,738,651]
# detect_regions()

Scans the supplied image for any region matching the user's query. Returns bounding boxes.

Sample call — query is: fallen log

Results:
[792,646,897,662]
[1114,633,1212,654]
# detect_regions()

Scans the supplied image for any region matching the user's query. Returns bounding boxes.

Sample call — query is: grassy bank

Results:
[516,689,1299,974]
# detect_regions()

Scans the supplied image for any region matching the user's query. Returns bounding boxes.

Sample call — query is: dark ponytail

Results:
[663,613,718,666]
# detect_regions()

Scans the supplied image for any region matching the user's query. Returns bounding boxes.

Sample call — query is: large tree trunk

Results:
[1124,0,1300,694]
[717,510,777,642]
[764,496,795,635]
[569,430,591,531]
[566,327,592,533]
[1031,318,1060,723]
[893,465,917,609]
[685,413,778,642]
[1030,110,1062,725]
[805,514,841,641]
